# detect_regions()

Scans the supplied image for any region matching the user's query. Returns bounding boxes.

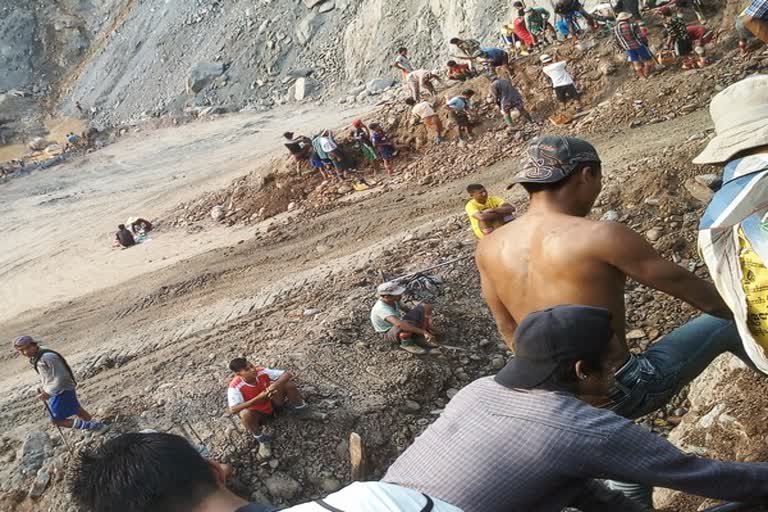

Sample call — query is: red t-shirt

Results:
[227,368,284,414]
[686,25,708,41]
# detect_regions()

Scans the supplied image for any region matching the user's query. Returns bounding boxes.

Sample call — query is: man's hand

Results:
[37,390,50,402]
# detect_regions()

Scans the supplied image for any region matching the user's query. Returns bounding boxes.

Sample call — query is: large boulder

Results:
[19,432,52,476]
[295,14,324,46]
[303,0,326,7]
[365,77,394,95]
[294,77,320,101]
[187,62,225,94]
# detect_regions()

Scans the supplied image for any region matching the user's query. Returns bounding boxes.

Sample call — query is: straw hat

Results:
[694,75,768,164]
[616,11,633,21]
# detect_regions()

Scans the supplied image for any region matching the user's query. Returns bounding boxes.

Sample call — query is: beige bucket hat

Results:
[694,74,768,164]
[616,12,633,21]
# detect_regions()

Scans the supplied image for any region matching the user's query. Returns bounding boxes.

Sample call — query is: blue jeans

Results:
[607,314,753,419]
[605,315,754,509]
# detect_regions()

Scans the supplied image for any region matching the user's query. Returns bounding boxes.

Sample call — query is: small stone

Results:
[626,329,646,340]
[490,356,505,370]
[643,197,660,206]
[404,400,421,412]
[446,388,459,399]
[318,1,335,12]
[320,478,342,492]
[29,468,50,498]
[600,210,620,222]
[265,473,301,499]
[303,308,321,316]
[210,205,225,222]
[645,229,662,242]
[694,174,720,189]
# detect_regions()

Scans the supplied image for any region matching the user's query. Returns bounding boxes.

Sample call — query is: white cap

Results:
[377,281,407,296]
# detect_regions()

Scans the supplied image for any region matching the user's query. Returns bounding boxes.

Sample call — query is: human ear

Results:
[574,360,589,381]
[207,459,227,485]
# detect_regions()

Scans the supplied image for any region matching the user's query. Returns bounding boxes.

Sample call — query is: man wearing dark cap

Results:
[384,305,768,511]
[475,135,760,505]
[13,336,107,432]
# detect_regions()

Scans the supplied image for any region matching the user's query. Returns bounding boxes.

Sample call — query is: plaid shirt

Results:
[665,16,690,41]
[746,0,768,19]
[385,376,768,511]
[614,21,646,50]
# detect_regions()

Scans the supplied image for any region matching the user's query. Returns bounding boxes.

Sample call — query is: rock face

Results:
[654,355,767,510]
[188,62,225,94]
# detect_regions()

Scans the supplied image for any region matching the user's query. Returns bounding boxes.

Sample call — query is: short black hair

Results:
[466,183,485,193]
[447,60,457,66]
[404,97,416,106]
[449,37,461,44]
[229,357,249,372]
[118,224,126,230]
[462,89,475,97]
[283,131,294,139]
[520,163,601,194]
[398,47,407,53]
[70,432,217,512]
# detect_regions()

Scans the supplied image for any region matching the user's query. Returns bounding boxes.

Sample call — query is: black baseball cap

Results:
[495,305,614,389]
[507,136,601,189]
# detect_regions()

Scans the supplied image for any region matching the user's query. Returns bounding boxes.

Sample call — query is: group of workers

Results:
[11,0,768,508]
[32,75,768,512]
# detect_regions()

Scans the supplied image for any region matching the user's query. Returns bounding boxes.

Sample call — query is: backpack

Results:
[32,349,77,384]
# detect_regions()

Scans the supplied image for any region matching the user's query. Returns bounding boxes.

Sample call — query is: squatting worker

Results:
[384,305,768,511]
[464,184,515,238]
[474,135,763,507]
[227,357,306,460]
[71,432,462,512]
[370,281,439,355]
[13,336,108,433]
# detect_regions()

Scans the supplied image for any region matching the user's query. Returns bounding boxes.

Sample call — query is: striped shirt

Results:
[384,376,768,512]
[614,21,646,50]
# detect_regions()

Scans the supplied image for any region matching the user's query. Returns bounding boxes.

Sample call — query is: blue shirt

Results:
[746,0,768,19]
[481,48,507,61]
[447,96,469,111]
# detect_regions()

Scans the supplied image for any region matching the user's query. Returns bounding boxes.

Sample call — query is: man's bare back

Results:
[476,210,730,360]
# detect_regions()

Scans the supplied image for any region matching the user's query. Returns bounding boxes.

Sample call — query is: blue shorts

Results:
[626,46,652,62]
[48,390,81,421]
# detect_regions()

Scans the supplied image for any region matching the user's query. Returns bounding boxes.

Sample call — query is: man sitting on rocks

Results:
[370,281,439,355]
[384,305,768,511]
[71,432,462,512]
[475,135,762,507]
[465,183,515,238]
[227,357,306,459]
[13,336,107,433]
[114,224,135,248]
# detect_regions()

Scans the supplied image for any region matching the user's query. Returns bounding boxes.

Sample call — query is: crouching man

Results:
[227,358,306,459]
[370,281,439,355]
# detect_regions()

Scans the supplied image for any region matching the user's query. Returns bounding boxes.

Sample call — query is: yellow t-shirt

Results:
[465,196,506,239]
[739,228,768,351]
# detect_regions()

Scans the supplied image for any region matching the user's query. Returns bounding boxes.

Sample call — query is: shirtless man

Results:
[476,135,754,422]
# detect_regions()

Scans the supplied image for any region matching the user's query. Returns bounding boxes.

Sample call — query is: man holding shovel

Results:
[13,336,107,433]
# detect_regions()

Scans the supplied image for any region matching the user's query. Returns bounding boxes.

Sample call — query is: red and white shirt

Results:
[227,368,284,415]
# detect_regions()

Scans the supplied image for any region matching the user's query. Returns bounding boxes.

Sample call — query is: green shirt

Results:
[370,299,402,332]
